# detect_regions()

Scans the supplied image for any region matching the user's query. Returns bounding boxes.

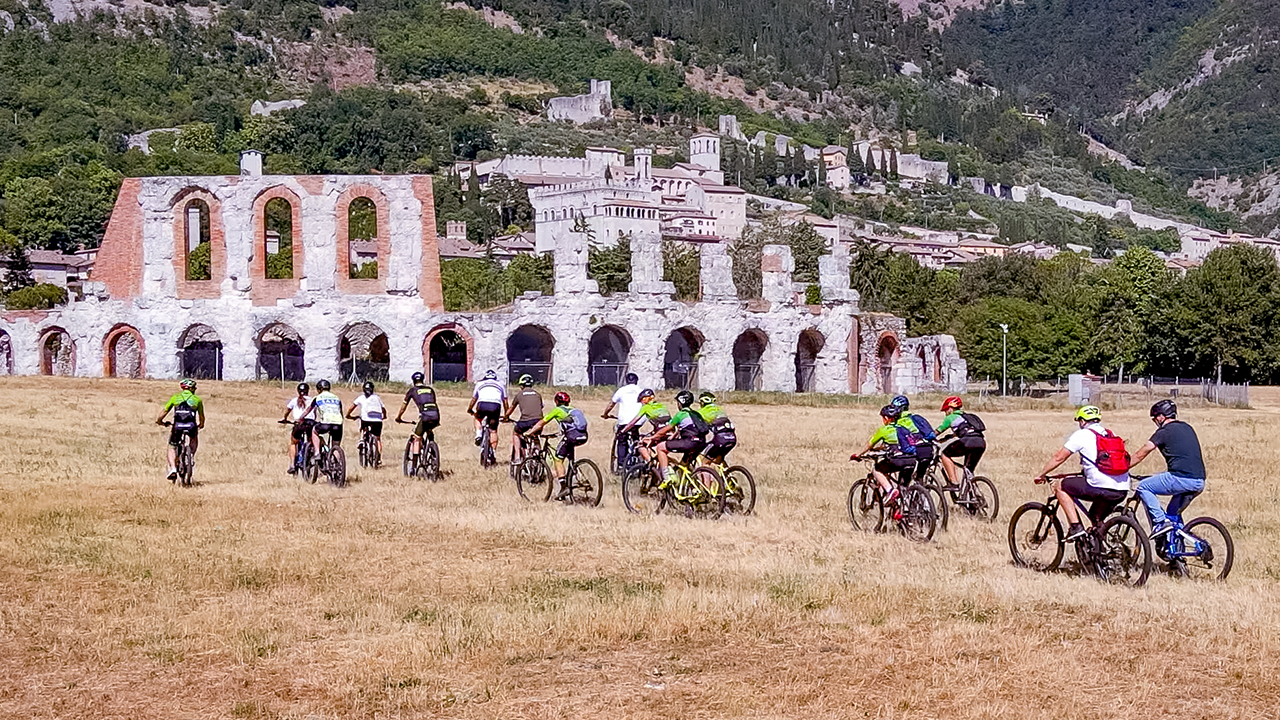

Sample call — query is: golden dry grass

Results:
[1,376,1279,719]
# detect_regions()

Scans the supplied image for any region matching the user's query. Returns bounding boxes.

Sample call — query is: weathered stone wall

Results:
[547,80,612,124]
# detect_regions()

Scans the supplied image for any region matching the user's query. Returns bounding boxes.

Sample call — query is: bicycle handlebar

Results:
[1034,473,1074,484]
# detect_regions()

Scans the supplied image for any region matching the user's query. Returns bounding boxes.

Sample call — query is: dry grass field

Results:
[2,377,1280,719]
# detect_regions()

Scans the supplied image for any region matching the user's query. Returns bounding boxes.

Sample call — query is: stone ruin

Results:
[0,168,967,395]
[547,79,613,125]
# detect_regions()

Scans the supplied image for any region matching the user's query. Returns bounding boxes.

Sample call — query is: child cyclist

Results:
[523,391,589,500]
[850,404,919,505]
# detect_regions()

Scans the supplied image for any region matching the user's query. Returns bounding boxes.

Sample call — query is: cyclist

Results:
[281,382,316,474]
[891,395,936,483]
[305,379,345,455]
[504,374,543,465]
[645,390,710,487]
[522,391,589,498]
[395,372,440,458]
[155,378,205,481]
[467,369,506,456]
[346,381,386,465]
[1130,400,1206,539]
[602,372,643,468]
[695,391,737,466]
[935,396,985,489]
[849,404,918,504]
[1034,406,1130,542]
[619,388,671,466]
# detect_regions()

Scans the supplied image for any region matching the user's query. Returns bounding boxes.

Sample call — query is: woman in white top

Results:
[346,381,386,465]
[280,382,317,474]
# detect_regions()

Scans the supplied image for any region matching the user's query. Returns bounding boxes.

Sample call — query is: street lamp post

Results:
[999,323,1009,397]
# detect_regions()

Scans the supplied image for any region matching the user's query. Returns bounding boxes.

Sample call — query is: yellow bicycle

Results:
[699,458,756,516]
[622,454,725,518]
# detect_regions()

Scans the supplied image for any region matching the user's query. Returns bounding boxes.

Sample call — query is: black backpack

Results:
[687,409,711,438]
[172,401,198,428]
[959,412,986,436]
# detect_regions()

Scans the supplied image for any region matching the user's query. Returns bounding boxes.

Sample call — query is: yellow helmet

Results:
[1074,405,1102,422]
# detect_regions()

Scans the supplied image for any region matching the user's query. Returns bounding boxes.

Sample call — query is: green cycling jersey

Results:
[635,401,672,430]
[937,410,963,433]
[165,390,204,415]
[697,402,732,429]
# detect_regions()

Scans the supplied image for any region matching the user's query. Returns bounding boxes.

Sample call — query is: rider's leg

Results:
[1054,481,1082,527]
[939,453,959,487]
[1138,472,1204,529]
[189,433,199,455]
[488,420,500,452]
[1164,489,1201,524]
[655,442,670,477]
[166,444,178,474]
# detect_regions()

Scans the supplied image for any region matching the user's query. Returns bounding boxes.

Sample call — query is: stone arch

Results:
[179,324,223,380]
[103,324,146,378]
[663,326,704,390]
[39,327,75,376]
[338,321,389,383]
[733,328,768,391]
[169,186,225,299]
[257,322,305,381]
[588,325,631,386]
[507,324,554,384]
[0,329,12,376]
[933,347,943,383]
[877,333,899,394]
[250,186,304,305]
[795,328,825,393]
[424,323,472,383]
[336,185,391,293]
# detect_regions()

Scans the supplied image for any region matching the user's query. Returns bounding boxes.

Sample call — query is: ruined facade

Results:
[0,166,967,395]
[547,79,613,124]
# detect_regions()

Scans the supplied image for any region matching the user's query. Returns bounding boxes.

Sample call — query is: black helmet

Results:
[638,388,655,401]
[317,379,331,392]
[411,371,425,384]
[675,390,694,408]
[363,381,375,394]
[1150,399,1177,419]
[296,383,309,394]
[880,404,902,420]
[625,372,638,385]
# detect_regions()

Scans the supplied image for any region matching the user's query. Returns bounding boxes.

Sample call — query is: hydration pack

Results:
[172,401,197,428]
[958,412,986,436]
[909,414,936,441]
[1087,428,1131,476]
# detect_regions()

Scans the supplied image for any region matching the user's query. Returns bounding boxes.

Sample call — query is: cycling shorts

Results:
[413,417,438,439]
[704,431,737,462]
[290,419,315,442]
[556,435,587,460]
[1061,474,1126,525]
[514,418,539,434]
[360,420,383,438]
[875,456,917,482]
[168,425,197,447]
[943,436,986,470]
[315,423,343,444]
[475,402,502,430]
[664,437,707,460]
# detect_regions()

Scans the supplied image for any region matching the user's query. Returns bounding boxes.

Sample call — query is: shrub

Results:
[6,283,68,310]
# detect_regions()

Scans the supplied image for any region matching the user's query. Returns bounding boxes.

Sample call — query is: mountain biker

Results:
[935,396,985,489]
[618,389,670,466]
[603,372,643,467]
[347,381,386,465]
[850,404,917,504]
[305,379,345,455]
[645,390,709,487]
[1034,406,1130,542]
[891,395,936,484]
[523,391,589,498]
[468,369,506,456]
[696,391,737,465]
[395,372,440,458]
[504,374,543,465]
[281,382,316,474]
[155,378,205,481]
[1130,400,1206,539]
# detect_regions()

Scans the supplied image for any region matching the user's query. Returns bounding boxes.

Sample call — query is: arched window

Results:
[257,323,305,381]
[184,200,211,281]
[264,197,294,279]
[588,326,631,386]
[338,322,389,382]
[507,325,554,384]
[104,325,145,378]
[347,197,378,279]
[795,329,825,392]
[733,329,768,391]
[179,324,223,380]
[663,327,703,390]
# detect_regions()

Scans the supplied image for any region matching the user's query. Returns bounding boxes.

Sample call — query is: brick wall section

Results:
[335,185,390,295]
[250,186,305,306]
[413,176,445,311]
[91,178,143,299]
[171,188,226,300]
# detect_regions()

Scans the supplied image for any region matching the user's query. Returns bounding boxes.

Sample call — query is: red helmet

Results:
[941,396,963,412]
[554,391,571,405]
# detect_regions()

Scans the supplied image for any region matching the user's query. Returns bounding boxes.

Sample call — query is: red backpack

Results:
[1088,428,1131,475]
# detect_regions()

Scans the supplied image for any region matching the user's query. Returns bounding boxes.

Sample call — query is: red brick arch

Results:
[423,323,473,383]
[335,185,391,295]
[103,323,146,378]
[38,326,76,376]
[250,185,305,306]
[169,187,226,299]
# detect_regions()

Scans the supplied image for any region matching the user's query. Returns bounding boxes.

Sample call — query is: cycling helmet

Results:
[698,391,716,405]
[317,379,331,392]
[941,396,963,412]
[554,391,571,406]
[483,369,498,380]
[518,373,534,386]
[1074,405,1102,422]
[880,404,902,421]
[296,382,309,394]
[411,371,425,384]
[675,390,694,408]
[180,378,196,391]
[625,372,638,385]
[362,381,375,394]
[1150,399,1178,419]
[891,395,910,411]
[638,388,655,401]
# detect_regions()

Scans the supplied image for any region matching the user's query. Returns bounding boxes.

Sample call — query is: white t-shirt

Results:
[352,393,385,422]
[611,384,643,426]
[473,379,506,405]
[1063,422,1130,491]
[287,396,316,422]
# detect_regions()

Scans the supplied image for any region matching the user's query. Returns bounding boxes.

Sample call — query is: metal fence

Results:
[974,374,1251,408]
[734,363,763,392]
[509,362,552,385]
[589,362,629,386]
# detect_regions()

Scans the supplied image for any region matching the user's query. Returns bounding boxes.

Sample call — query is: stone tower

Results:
[689,133,721,172]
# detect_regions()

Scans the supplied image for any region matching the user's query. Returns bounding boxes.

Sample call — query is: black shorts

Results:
[168,425,197,447]
[556,435,587,460]
[1061,474,1127,525]
[414,416,439,438]
[475,402,502,430]
[875,456,917,483]
[664,436,707,460]
[290,419,315,442]
[360,420,383,438]
[704,431,737,462]
[315,423,343,444]
[944,435,986,470]
[514,418,539,434]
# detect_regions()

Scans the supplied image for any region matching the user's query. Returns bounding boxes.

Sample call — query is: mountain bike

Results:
[162,421,195,487]
[516,433,603,506]
[609,423,643,476]
[396,419,439,481]
[926,436,999,522]
[700,457,757,516]
[847,452,936,542]
[306,427,347,488]
[356,420,381,469]
[280,420,316,483]
[1008,475,1152,587]
[472,410,498,469]
[1121,481,1233,581]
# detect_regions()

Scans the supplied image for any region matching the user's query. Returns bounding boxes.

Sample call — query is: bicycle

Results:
[608,420,643,476]
[306,427,347,488]
[356,419,381,469]
[162,421,196,487]
[1008,474,1152,587]
[396,419,439,481]
[279,419,316,483]
[516,433,603,506]
[699,457,757,516]
[925,436,1000,522]
[846,452,936,542]
[1121,479,1233,581]
[471,410,498,469]
[621,447,725,519]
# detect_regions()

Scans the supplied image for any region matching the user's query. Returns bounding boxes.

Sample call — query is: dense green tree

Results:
[588,235,632,295]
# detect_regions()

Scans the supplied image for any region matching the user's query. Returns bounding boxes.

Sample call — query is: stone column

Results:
[818,242,857,307]
[761,244,794,307]
[628,231,674,296]
[553,232,599,296]
[699,243,737,302]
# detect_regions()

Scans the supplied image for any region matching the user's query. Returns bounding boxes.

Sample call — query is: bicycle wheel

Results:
[329,447,347,488]
[722,465,757,516]
[689,467,726,519]
[960,477,1000,521]
[846,478,882,532]
[304,449,320,484]
[621,464,662,515]
[517,457,552,502]
[1094,515,1152,587]
[179,445,194,487]
[896,485,936,542]
[1008,503,1064,571]
[358,438,370,468]
[1178,517,1234,581]
[423,441,440,481]
[567,459,605,507]
[923,484,949,532]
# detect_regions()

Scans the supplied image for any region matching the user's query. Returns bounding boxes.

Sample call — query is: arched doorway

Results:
[934,348,943,383]
[877,334,899,394]
[733,329,768,391]
[39,328,75,376]
[0,330,12,376]
[588,325,631,386]
[795,328,825,393]
[425,325,470,383]
[179,324,223,380]
[257,323,305,381]
[663,326,703,389]
[105,325,145,378]
[338,322,389,383]
[507,325,554,384]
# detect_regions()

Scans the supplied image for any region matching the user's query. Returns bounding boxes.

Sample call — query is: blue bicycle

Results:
[1123,482,1234,581]
[281,420,317,484]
